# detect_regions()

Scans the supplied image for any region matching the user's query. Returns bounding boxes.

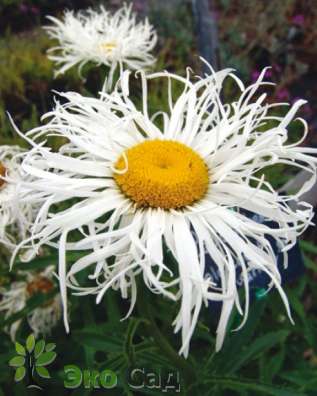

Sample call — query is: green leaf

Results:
[212,298,267,373]
[35,351,56,366]
[14,367,26,382]
[288,290,315,348]
[262,344,286,383]
[100,355,128,373]
[15,342,26,356]
[35,366,50,379]
[303,254,317,273]
[227,330,289,374]
[73,331,123,353]
[281,369,317,389]
[45,343,56,352]
[135,349,173,368]
[26,334,35,353]
[204,377,305,396]
[34,340,46,359]
[9,356,25,367]
[299,240,317,255]
[104,289,121,322]
[124,318,147,365]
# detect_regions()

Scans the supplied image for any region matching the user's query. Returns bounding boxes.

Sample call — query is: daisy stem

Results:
[137,288,196,386]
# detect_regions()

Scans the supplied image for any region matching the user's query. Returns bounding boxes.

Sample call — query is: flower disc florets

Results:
[114,139,209,209]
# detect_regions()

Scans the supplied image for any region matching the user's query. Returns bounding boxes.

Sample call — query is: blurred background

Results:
[0,1,316,395]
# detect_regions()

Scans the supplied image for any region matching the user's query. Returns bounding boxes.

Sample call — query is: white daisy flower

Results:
[44,3,157,87]
[12,64,317,357]
[0,145,37,252]
[0,266,62,341]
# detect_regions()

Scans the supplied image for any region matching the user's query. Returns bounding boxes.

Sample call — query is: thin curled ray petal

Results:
[11,61,317,357]
[44,3,157,79]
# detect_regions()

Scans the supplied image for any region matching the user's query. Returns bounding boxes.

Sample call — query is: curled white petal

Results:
[0,145,39,253]
[44,3,157,78]
[13,62,317,357]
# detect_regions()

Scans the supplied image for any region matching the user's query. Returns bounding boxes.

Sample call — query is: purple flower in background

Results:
[292,14,305,26]
[19,3,28,13]
[276,88,290,101]
[213,10,220,21]
[133,0,147,13]
[265,69,273,78]
[251,68,272,82]
[292,96,302,104]
[251,70,261,82]
[273,63,282,73]
[30,6,40,15]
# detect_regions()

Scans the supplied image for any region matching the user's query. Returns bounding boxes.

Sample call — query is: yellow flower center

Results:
[114,140,209,209]
[0,162,6,188]
[100,41,117,53]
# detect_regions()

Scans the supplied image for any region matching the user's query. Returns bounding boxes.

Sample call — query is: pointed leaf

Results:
[124,318,147,365]
[35,351,56,366]
[15,342,26,356]
[26,334,35,353]
[212,299,267,373]
[9,356,25,367]
[36,366,50,379]
[205,377,305,396]
[14,367,26,382]
[262,344,286,383]
[45,343,56,352]
[34,340,45,359]
[227,330,289,374]
[73,331,123,352]
[300,240,317,255]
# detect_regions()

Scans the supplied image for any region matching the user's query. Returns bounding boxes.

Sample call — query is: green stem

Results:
[137,288,196,387]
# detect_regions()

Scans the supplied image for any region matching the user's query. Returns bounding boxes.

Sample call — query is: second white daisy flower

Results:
[0,266,62,341]
[0,145,37,253]
[45,3,157,81]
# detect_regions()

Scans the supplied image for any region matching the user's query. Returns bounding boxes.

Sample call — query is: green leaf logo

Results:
[26,334,35,353]
[9,356,25,367]
[9,333,57,386]
[14,367,26,382]
[36,351,57,367]
[36,366,50,379]
[34,340,46,359]
[45,343,56,352]
[15,342,26,356]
